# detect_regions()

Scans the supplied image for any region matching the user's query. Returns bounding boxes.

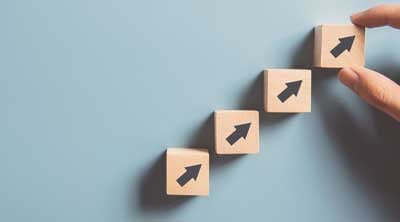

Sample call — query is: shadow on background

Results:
[314,58,400,216]
[241,27,400,214]
[290,28,314,69]
[290,30,400,216]
[236,71,297,127]
[137,151,193,212]
[136,27,400,215]
[236,29,317,125]
[307,30,400,215]
[371,57,400,83]
[364,62,400,214]
[184,113,244,168]
[137,114,244,213]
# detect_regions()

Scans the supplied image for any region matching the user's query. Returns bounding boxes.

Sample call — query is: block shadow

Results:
[137,151,194,213]
[236,72,297,127]
[289,28,314,70]
[136,113,244,213]
[290,28,341,93]
[371,58,400,84]
[294,28,400,217]
[236,29,317,126]
[184,113,245,169]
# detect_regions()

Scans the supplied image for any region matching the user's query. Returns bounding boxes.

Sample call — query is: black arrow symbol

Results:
[330,35,355,58]
[176,164,202,187]
[226,123,251,145]
[277,80,302,103]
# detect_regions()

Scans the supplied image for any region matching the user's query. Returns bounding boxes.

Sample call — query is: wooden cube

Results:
[263,69,311,113]
[214,110,259,154]
[314,24,365,68]
[166,148,209,196]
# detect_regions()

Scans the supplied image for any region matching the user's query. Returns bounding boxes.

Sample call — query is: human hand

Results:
[338,4,400,121]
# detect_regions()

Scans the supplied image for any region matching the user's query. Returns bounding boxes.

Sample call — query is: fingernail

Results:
[351,12,362,22]
[339,67,360,90]
[351,13,359,19]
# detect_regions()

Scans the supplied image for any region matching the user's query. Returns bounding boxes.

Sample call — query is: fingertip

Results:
[341,65,400,121]
[349,66,362,72]
[338,67,360,90]
[350,12,362,24]
[338,67,350,78]
[350,66,374,76]
[349,4,400,28]
[350,7,370,27]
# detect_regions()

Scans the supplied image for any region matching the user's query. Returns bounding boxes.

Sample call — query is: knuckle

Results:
[376,4,391,12]
[376,4,396,24]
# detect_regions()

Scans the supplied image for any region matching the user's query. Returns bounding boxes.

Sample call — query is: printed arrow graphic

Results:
[277,80,302,103]
[176,164,202,187]
[226,123,251,145]
[330,35,355,58]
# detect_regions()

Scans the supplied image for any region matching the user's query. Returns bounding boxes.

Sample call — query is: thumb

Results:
[338,66,400,121]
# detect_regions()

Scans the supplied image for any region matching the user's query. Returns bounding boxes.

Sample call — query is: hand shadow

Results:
[236,71,296,127]
[370,57,400,84]
[316,84,400,217]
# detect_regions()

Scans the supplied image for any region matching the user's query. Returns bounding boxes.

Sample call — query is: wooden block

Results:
[166,148,209,196]
[263,69,311,113]
[214,110,259,154]
[314,24,365,68]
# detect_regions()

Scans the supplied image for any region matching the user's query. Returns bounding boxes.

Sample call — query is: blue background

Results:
[1,0,400,221]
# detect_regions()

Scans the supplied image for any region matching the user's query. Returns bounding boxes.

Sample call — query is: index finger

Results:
[351,4,400,28]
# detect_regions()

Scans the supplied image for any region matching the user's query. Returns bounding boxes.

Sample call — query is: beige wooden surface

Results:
[214,110,259,154]
[314,24,365,68]
[264,69,311,113]
[166,148,209,196]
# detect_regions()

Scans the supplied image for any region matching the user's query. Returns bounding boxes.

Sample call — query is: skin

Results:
[338,4,400,121]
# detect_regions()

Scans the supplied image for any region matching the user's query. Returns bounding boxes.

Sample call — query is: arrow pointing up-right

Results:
[176,164,202,187]
[226,123,251,145]
[330,35,355,58]
[277,80,302,103]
